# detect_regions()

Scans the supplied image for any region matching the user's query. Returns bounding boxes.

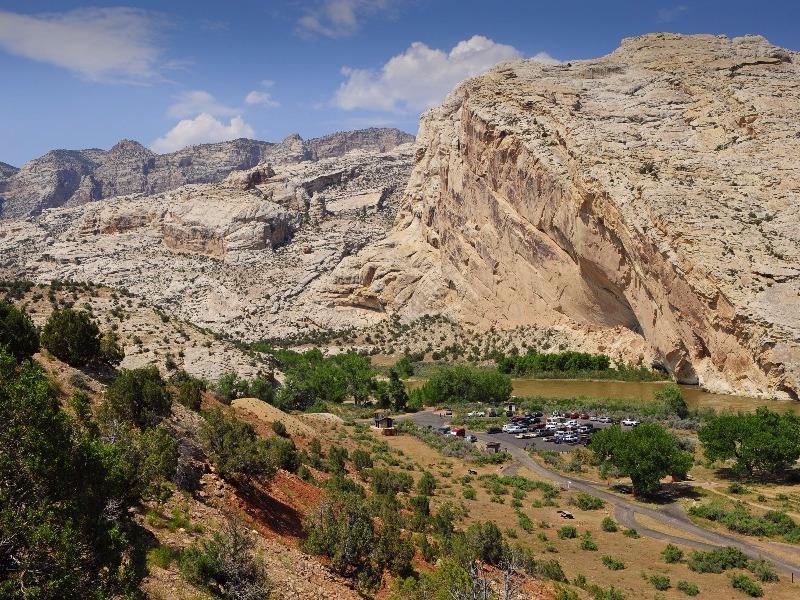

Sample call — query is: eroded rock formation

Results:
[332,33,800,399]
[0,128,413,219]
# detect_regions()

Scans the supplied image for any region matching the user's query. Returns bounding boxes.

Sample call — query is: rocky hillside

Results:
[331,33,800,399]
[0,128,413,219]
[0,142,416,341]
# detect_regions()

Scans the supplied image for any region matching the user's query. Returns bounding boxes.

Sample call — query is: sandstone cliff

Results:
[331,33,800,399]
[0,128,413,219]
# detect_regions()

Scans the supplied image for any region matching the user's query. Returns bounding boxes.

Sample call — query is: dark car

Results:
[486,426,502,434]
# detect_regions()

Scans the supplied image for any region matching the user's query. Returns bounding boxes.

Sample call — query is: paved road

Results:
[399,410,800,576]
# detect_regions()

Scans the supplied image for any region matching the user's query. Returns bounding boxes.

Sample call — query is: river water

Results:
[408,378,799,415]
[509,379,800,414]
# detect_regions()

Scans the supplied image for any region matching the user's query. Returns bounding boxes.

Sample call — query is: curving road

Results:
[400,410,800,575]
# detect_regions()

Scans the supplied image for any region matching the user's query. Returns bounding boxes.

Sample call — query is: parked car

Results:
[589,414,599,421]
[476,411,486,417]
[564,420,579,428]
[466,434,478,443]
[444,408,452,416]
[506,425,527,434]
[599,416,612,423]
[568,411,580,419]
[621,418,640,426]
[437,426,451,434]
[579,413,590,420]
[563,433,579,444]
[557,510,574,519]
[451,427,466,437]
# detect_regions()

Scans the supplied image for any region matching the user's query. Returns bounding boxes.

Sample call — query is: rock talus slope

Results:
[335,34,800,399]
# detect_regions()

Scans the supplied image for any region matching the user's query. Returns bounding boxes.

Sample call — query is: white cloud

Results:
[658,5,688,23]
[335,35,552,113]
[244,80,279,108]
[298,0,395,38]
[151,114,255,154]
[0,7,164,83]
[167,90,239,119]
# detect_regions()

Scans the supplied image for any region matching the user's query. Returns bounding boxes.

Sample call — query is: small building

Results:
[485,441,501,453]
[373,412,396,436]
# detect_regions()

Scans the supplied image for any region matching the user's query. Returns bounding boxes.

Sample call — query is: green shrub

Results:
[687,546,748,574]
[661,543,684,564]
[602,555,625,570]
[676,580,700,596]
[622,528,640,538]
[351,448,374,471]
[601,517,618,532]
[41,309,100,366]
[579,531,597,551]
[518,512,534,532]
[147,545,173,569]
[271,420,287,437]
[462,485,477,500]
[104,365,172,429]
[747,557,779,582]
[728,482,748,494]
[730,573,763,597]
[575,492,604,510]
[557,525,577,539]
[0,301,39,360]
[649,575,670,590]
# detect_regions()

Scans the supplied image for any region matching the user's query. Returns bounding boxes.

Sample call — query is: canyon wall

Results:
[336,34,800,399]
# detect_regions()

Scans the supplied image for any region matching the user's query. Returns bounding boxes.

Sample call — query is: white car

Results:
[564,420,578,428]
[621,418,640,426]
[506,425,527,434]
[467,411,476,417]
[476,411,486,417]
[598,416,612,423]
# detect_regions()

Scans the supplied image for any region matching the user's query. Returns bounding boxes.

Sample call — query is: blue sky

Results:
[1,1,799,166]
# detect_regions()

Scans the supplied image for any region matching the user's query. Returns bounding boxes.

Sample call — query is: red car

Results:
[579,413,590,420]
[568,411,580,419]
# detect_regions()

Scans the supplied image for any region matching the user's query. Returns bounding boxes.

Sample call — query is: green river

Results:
[408,378,800,415]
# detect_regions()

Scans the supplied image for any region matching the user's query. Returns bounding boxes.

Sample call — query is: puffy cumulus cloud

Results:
[335,35,553,113]
[167,90,239,119]
[0,7,165,82]
[151,114,254,154]
[245,81,279,108]
[298,0,396,38]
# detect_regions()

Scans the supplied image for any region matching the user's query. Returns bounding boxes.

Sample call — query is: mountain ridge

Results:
[0,128,414,219]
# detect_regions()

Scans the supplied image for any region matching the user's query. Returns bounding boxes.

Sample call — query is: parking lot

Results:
[407,410,625,453]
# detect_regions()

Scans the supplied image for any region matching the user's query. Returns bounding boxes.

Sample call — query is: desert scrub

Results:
[601,517,618,532]
[661,543,684,563]
[730,574,763,597]
[602,555,625,570]
[622,528,640,538]
[649,574,670,590]
[578,531,597,550]
[676,581,700,596]
[462,485,477,500]
[687,546,748,573]
[575,493,604,510]
[557,525,577,539]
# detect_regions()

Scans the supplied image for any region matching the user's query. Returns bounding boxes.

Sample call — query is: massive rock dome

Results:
[331,33,800,399]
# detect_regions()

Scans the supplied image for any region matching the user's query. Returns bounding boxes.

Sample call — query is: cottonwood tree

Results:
[590,423,693,497]
[699,407,800,478]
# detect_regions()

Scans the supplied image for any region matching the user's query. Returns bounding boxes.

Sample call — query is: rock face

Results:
[0,142,416,341]
[0,128,413,219]
[332,33,800,399]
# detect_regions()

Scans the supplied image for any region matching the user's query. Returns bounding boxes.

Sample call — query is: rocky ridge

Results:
[329,33,800,399]
[0,142,416,342]
[0,128,413,219]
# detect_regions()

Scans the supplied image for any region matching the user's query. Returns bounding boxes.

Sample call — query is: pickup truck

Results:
[621,418,640,426]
